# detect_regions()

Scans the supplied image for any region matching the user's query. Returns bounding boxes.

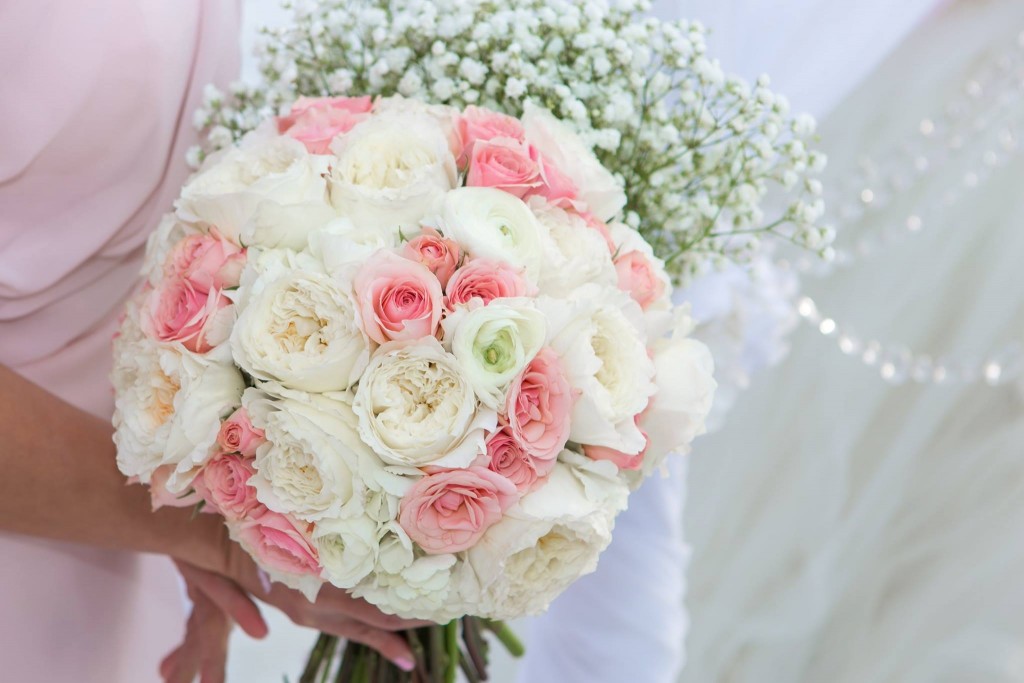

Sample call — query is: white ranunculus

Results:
[245,387,389,522]
[327,110,457,231]
[458,455,628,618]
[314,515,380,589]
[640,307,716,477]
[441,187,548,282]
[113,302,245,491]
[538,284,656,455]
[442,299,546,409]
[352,338,497,469]
[528,196,617,295]
[522,102,627,221]
[231,251,371,392]
[176,132,334,248]
[353,551,458,620]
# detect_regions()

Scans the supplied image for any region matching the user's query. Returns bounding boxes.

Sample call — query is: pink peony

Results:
[277,96,373,154]
[457,106,526,165]
[401,227,461,288]
[194,454,261,521]
[399,467,517,554]
[465,138,542,198]
[353,250,444,344]
[445,258,534,309]
[485,427,553,494]
[583,415,649,470]
[238,509,320,577]
[216,407,265,458]
[167,229,245,294]
[141,277,230,353]
[614,250,667,310]
[505,348,574,462]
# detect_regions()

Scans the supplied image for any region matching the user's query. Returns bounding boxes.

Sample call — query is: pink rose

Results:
[142,277,230,353]
[527,156,579,208]
[277,96,373,154]
[168,229,245,293]
[505,347,574,462]
[614,250,667,310]
[399,466,517,554]
[216,407,265,458]
[353,251,444,344]
[457,106,526,165]
[194,454,261,521]
[486,427,553,494]
[148,465,201,511]
[581,212,617,254]
[445,258,534,309]
[401,227,461,288]
[583,416,648,470]
[238,509,320,577]
[465,138,542,198]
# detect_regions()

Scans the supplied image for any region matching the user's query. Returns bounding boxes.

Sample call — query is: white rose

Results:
[441,187,548,282]
[176,132,334,248]
[538,284,655,455]
[231,251,371,392]
[522,102,626,221]
[309,217,401,282]
[314,515,380,589]
[113,302,245,491]
[640,307,716,477]
[328,110,457,231]
[442,299,546,410]
[528,196,617,295]
[352,338,497,469]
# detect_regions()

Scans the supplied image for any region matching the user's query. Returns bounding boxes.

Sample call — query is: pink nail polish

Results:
[394,657,415,672]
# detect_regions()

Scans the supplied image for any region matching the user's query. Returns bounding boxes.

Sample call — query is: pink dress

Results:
[0,2,240,680]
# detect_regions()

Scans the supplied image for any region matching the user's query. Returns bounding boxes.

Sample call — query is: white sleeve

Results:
[514,457,689,683]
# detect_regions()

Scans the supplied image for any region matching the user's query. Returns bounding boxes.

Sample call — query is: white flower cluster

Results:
[194,0,832,282]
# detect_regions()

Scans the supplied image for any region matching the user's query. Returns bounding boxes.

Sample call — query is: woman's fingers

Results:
[178,560,268,639]
[335,620,416,673]
[316,586,431,631]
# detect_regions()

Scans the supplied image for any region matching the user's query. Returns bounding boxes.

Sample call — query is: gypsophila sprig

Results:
[192,0,832,282]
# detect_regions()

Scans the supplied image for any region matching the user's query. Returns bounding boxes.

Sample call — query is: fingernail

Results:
[394,657,415,672]
[257,568,273,594]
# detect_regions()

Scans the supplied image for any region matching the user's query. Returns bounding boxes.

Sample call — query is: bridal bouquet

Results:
[113,95,715,680]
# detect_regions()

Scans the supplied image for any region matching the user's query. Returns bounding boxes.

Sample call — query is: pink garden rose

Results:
[168,229,245,294]
[216,407,265,458]
[527,156,579,208]
[457,106,526,165]
[505,347,574,462]
[142,277,230,353]
[445,258,534,309]
[399,466,517,554]
[353,250,443,344]
[147,465,201,511]
[238,509,320,577]
[277,96,373,154]
[401,227,461,288]
[486,427,553,493]
[614,250,667,310]
[465,138,541,198]
[583,416,649,470]
[581,212,617,253]
[194,454,261,521]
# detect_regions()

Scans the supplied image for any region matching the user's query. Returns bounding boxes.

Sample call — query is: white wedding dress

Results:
[683,2,1024,682]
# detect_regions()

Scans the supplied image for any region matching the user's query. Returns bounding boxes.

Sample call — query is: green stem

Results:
[462,618,488,677]
[444,621,460,683]
[300,633,332,683]
[406,628,430,681]
[428,626,445,683]
[482,621,525,658]
[458,650,480,683]
[335,640,361,683]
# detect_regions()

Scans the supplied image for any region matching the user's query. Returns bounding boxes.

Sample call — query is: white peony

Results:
[522,102,627,221]
[352,338,497,469]
[528,196,617,295]
[442,299,546,410]
[231,251,371,392]
[176,131,334,248]
[538,284,656,455]
[441,187,548,282]
[327,109,457,231]
[244,387,390,522]
[314,515,380,589]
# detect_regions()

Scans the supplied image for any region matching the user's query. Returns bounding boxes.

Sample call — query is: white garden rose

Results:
[522,101,627,221]
[314,515,380,589]
[441,187,548,282]
[231,251,371,392]
[245,387,391,522]
[309,217,402,282]
[113,304,245,492]
[177,132,334,247]
[142,214,201,287]
[608,220,673,311]
[442,299,546,409]
[327,109,457,231]
[528,197,617,295]
[352,338,497,469]
[539,284,655,455]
